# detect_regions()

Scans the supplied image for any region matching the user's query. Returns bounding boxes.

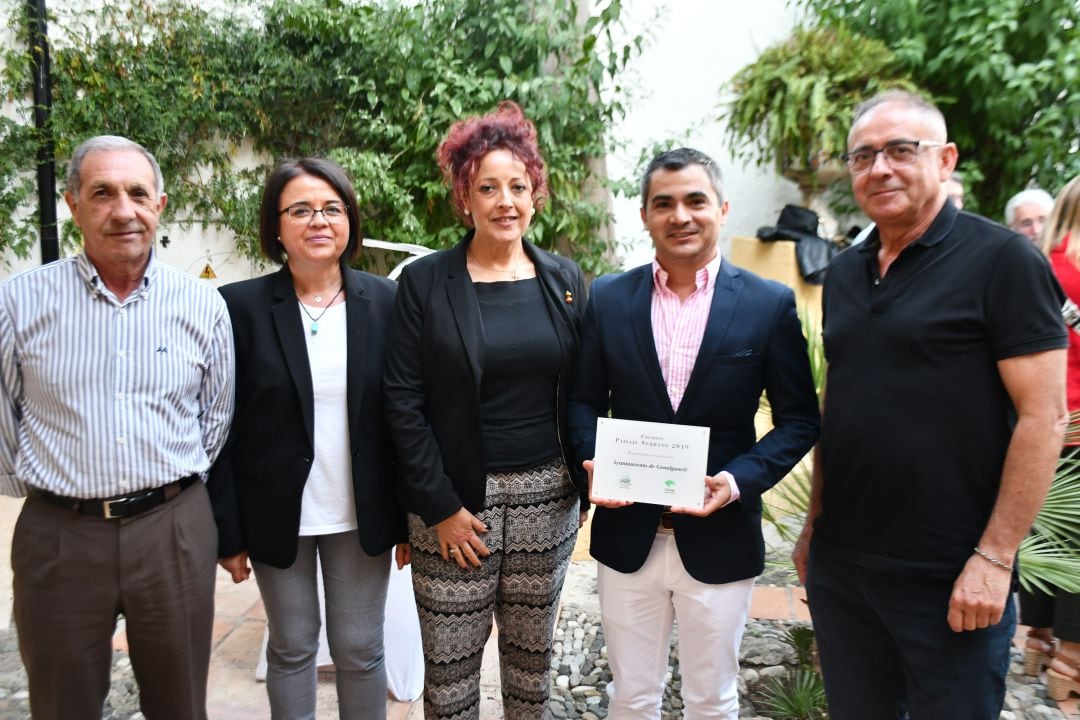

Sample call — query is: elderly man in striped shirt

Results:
[568,147,820,719]
[0,135,235,720]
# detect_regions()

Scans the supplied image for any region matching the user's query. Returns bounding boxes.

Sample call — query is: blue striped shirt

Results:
[0,252,235,498]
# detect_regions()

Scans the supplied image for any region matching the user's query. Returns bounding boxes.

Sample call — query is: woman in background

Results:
[384,101,587,720]
[209,157,405,719]
[1028,174,1080,701]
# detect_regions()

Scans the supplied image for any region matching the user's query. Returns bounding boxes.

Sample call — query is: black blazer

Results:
[207,265,404,569]
[568,261,820,584]
[383,233,588,526]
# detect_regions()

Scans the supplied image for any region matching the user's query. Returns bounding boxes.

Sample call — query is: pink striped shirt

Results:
[651,253,739,502]
[651,254,722,412]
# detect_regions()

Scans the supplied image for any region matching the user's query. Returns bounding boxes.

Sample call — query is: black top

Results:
[815,201,1067,573]
[475,278,561,471]
[383,234,589,527]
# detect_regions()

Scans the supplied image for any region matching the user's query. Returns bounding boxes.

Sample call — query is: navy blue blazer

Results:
[568,260,820,584]
[207,265,404,569]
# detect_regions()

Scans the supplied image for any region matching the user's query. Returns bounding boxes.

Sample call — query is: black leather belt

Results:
[34,475,199,519]
[658,510,674,533]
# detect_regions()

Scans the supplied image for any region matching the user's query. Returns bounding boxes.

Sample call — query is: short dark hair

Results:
[640,147,725,208]
[258,158,362,265]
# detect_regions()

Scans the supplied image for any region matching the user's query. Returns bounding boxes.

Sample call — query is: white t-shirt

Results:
[297,301,357,535]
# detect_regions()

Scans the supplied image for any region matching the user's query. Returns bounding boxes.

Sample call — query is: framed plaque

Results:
[592,417,709,508]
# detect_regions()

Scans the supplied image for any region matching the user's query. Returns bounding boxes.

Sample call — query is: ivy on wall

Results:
[0,0,640,274]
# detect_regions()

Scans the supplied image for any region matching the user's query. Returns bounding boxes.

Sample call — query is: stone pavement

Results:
[0,494,497,719]
[0,494,1077,718]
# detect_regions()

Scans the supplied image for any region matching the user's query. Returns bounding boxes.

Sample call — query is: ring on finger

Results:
[448,547,458,555]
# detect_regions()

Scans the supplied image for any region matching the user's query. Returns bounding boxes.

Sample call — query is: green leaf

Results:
[0,0,639,274]
[796,0,1080,216]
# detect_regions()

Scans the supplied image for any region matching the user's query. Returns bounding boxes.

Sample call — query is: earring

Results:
[464,209,471,216]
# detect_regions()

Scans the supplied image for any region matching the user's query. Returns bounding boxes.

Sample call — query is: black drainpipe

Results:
[26,0,58,264]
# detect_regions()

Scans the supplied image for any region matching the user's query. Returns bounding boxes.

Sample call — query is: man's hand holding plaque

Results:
[671,471,735,516]
[583,458,634,509]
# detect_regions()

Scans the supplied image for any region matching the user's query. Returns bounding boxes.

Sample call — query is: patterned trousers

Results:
[408,457,579,720]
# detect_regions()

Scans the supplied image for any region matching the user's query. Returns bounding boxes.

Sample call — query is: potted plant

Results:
[722,25,915,206]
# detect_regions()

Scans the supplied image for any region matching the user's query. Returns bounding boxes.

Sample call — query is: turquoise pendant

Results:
[310,321,319,335]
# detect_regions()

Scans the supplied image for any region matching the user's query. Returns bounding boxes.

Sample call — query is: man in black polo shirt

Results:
[792,90,1068,718]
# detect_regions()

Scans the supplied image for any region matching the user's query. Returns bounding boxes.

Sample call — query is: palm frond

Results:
[756,669,828,720]
[1029,450,1080,541]
[1018,415,1080,593]
[761,308,822,548]
[1018,533,1080,594]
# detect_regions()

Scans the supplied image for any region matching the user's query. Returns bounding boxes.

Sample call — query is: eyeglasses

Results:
[841,140,945,175]
[279,203,348,224]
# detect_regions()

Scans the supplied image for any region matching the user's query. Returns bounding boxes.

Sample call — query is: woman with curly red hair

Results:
[384,101,588,719]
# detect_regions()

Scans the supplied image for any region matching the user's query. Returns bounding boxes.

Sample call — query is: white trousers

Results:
[597,532,755,720]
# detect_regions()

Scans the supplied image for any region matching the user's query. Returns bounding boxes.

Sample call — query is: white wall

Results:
[2,0,803,280]
[0,0,268,284]
[1,196,267,288]
[606,0,803,268]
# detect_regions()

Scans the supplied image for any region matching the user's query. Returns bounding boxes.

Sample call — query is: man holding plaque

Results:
[569,147,820,719]
[792,91,1067,717]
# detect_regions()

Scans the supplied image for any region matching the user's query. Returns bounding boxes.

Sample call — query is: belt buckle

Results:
[658,511,674,533]
[103,497,129,519]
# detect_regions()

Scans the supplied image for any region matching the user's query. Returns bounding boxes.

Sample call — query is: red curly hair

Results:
[436,100,548,226]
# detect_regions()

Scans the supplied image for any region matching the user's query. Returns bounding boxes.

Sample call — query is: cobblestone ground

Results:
[0,626,142,719]
[545,603,1068,720]
[0,576,1069,719]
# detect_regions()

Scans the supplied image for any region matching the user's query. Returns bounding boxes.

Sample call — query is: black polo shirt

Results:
[814,201,1067,573]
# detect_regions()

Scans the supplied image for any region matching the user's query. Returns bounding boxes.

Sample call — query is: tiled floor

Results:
[750,584,812,622]
[112,561,432,718]
[183,572,815,718]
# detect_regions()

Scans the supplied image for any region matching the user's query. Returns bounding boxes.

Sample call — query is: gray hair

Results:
[640,147,726,207]
[850,90,947,141]
[1004,188,1054,226]
[66,135,164,196]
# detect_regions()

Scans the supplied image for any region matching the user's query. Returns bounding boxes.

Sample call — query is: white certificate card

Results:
[592,417,710,508]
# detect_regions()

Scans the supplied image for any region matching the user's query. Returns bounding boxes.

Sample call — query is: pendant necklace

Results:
[467,253,525,280]
[297,286,343,335]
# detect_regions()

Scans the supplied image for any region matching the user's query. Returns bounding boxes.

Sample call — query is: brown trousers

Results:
[12,481,218,720]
